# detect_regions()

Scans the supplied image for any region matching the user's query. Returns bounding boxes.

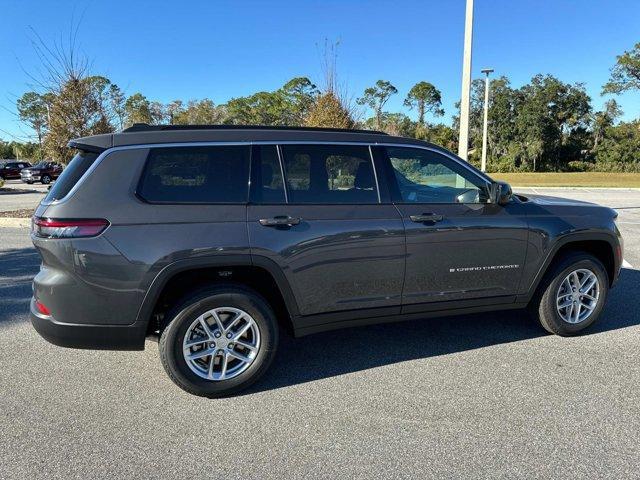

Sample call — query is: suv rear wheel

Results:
[159,286,278,397]
[531,252,608,335]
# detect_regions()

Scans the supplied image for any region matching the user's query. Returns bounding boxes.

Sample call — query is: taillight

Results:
[32,217,109,238]
[35,300,51,316]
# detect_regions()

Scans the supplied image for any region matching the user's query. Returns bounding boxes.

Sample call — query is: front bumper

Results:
[30,298,146,350]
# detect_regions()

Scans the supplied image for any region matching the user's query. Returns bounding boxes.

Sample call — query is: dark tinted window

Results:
[43,151,98,202]
[138,146,250,203]
[254,145,285,204]
[386,147,489,204]
[280,144,378,204]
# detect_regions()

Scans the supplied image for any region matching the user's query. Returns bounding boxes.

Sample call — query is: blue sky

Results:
[1,0,639,140]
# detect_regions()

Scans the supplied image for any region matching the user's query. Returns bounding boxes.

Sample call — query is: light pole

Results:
[457,0,474,161]
[480,68,494,172]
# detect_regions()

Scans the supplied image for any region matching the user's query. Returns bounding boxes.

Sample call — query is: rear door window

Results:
[280,144,378,204]
[43,151,99,202]
[138,145,250,204]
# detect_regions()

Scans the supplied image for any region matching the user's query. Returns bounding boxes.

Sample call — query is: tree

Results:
[109,84,127,130]
[16,92,48,157]
[172,99,226,124]
[357,80,397,129]
[124,93,155,126]
[225,77,317,126]
[602,42,640,94]
[591,99,623,149]
[280,77,318,124]
[44,75,114,163]
[593,120,640,172]
[305,92,355,129]
[403,81,444,126]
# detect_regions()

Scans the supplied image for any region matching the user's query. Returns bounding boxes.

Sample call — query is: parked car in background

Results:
[21,161,63,184]
[0,160,32,180]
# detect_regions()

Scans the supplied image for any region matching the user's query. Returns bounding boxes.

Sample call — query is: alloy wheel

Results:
[182,307,261,381]
[556,268,600,324]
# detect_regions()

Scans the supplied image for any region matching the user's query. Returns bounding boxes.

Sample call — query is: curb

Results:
[0,217,31,228]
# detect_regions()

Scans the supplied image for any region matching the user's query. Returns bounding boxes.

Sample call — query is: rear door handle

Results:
[409,213,444,223]
[259,216,301,227]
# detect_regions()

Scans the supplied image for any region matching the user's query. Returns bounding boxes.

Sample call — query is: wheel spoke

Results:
[211,310,225,333]
[571,272,580,288]
[219,352,229,379]
[557,299,572,309]
[232,322,252,340]
[572,303,582,322]
[227,312,245,331]
[186,347,216,361]
[581,276,597,294]
[581,293,597,302]
[208,353,215,379]
[198,317,215,339]
[580,301,595,311]
[184,337,209,349]
[235,340,257,352]
[227,349,251,363]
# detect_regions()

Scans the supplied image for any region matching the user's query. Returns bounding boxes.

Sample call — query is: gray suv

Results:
[30,125,623,397]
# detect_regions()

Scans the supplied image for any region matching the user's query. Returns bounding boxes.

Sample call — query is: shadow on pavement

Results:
[0,245,638,392]
[252,267,640,393]
[0,247,40,325]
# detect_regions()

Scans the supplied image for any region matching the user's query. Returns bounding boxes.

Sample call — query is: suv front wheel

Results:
[159,286,278,397]
[532,252,609,335]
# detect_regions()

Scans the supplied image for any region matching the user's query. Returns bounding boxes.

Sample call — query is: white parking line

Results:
[622,260,634,269]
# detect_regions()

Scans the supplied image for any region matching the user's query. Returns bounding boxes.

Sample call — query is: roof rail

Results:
[121,123,388,135]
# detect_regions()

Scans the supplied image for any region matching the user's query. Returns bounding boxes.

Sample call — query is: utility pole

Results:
[480,68,494,172]
[457,0,474,161]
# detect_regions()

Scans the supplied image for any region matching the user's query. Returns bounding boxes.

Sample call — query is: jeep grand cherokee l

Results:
[29,124,623,397]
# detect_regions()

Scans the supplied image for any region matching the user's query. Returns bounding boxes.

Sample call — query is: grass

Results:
[490,172,640,188]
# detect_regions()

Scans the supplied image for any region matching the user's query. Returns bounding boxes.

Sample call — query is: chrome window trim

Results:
[42,140,491,207]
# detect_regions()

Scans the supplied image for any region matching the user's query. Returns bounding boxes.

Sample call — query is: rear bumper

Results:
[30,298,146,351]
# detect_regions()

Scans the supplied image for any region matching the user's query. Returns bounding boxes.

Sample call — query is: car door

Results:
[380,145,529,312]
[247,143,405,321]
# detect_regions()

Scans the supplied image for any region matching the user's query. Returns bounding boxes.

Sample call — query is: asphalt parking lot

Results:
[1,188,639,479]
[0,179,49,212]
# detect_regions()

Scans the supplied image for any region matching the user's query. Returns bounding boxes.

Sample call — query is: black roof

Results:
[68,123,434,152]
[123,123,388,135]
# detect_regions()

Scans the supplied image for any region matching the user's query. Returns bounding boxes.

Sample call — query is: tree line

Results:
[5,41,640,173]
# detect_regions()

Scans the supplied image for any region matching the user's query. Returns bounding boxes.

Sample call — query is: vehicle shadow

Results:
[0,247,40,326]
[1,246,638,393]
[251,267,640,393]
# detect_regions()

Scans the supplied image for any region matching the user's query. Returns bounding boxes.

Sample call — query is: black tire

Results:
[159,285,278,397]
[41,175,51,185]
[530,252,608,336]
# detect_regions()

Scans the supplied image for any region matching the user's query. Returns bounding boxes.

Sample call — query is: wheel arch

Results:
[525,232,620,301]
[137,254,300,337]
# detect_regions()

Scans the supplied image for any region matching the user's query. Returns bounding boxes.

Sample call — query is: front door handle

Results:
[259,216,301,227]
[409,213,444,223]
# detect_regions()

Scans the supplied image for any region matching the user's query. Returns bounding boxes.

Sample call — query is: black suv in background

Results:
[0,160,32,180]
[29,125,623,397]
[21,161,63,184]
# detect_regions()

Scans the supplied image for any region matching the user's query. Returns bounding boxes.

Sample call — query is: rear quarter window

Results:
[43,151,99,203]
[137,146,250,204]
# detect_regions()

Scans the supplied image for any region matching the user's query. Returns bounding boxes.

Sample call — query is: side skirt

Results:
[293,297,528,337]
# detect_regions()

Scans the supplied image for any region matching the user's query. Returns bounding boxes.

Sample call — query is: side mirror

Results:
[491,181,512,205]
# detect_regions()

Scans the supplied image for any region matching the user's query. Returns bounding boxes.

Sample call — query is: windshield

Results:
[43,152,99,203]
[33,161,48,168]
